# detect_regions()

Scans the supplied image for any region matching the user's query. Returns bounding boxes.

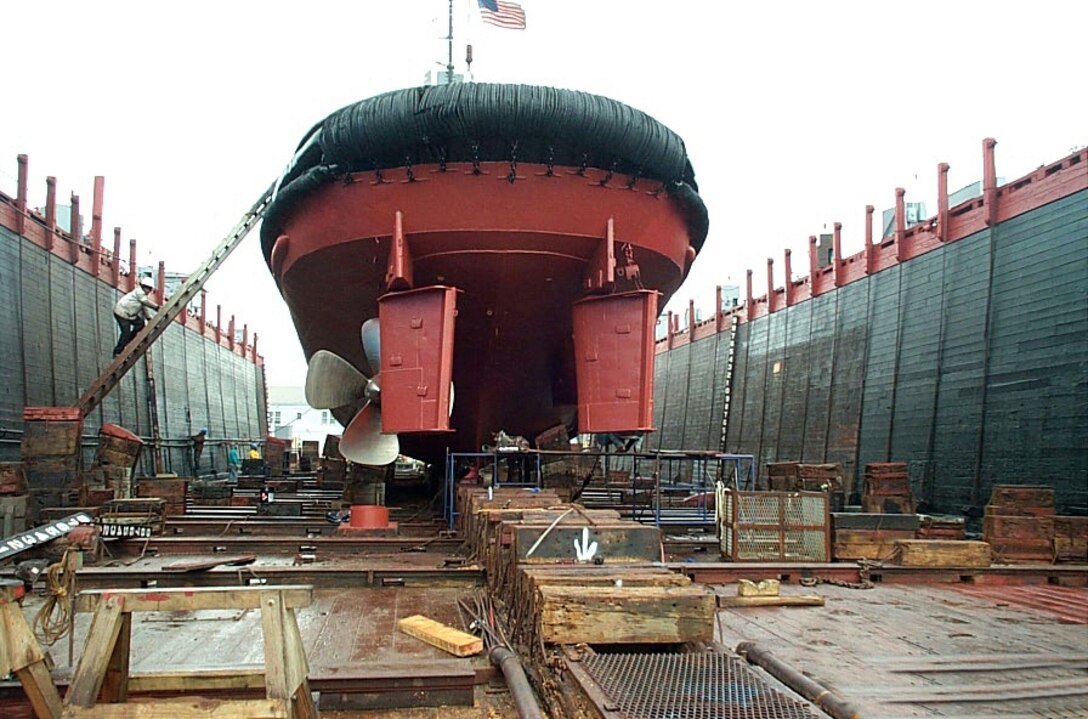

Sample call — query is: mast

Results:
[446,0,455,84]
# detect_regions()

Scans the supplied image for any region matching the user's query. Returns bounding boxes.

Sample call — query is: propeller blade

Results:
[340,402,400,466]
[361,319,382,376]
[361,317,381,375]
[449,382,455,418]
[305,350,369,409]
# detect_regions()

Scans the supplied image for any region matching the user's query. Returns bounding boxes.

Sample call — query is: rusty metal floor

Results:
[13,586,515,718]
[714,583,1088,718]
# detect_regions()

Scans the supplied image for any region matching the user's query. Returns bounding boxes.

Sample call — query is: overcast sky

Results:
[2,1,1084,387]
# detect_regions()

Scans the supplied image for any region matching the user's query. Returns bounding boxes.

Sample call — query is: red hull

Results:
[272,162,696,459]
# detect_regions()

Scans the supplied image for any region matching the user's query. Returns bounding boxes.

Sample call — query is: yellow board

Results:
[397,615,483,657]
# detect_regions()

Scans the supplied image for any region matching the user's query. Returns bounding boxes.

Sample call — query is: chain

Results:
[598,160,618,187]
[626,168,642,190]
[800,562,875,590]
[545,146,555,177]
[404,155,415,182]
[471,142,482,175]
[506,140,519,183]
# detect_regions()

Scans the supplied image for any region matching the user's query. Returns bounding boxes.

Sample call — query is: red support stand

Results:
[894,188,907,262]
[15,155,27,235]
[766,258,776,313]
[215,305,223,343]
[937,163,950,242]
[832,222,843,288]
[156,261,166,305]
[745,269,755,320]
[45,177,57,251]
[228,316,236,350]
[864,205,874,275]
[111,228,122,288]
[715,286,724,331]
[783,249,794,306]
[90,176,104,277]
[127,239,137,291]
[808,236,820,296]
[983,138,998,226]
[200,290,207,330]
[69,193,82,264]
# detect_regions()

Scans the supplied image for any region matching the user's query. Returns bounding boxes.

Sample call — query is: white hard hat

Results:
[139,276,154,289]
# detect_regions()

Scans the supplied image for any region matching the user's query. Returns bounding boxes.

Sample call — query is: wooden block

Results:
[537,585,714,645]
[397,615,482,657]
[893,540,991,568]
[835,529,916,544]
[988,485,1054,508]
[719,594,824,608]
[833,541,900,561]
[862,495,915,515]
[737,579,779,597]
[984,515,1055,541]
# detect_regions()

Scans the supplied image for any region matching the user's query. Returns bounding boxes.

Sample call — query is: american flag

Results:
[478,0,526,30]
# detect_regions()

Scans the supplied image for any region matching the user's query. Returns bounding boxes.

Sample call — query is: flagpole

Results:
[446,0,455,84]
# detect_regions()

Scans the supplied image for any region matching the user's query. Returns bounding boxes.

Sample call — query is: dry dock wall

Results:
[0,224,268,477]
[652,188,1087,514]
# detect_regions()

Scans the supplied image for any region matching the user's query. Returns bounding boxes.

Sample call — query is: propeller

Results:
[303,317,453,466]
[304,326,399,465]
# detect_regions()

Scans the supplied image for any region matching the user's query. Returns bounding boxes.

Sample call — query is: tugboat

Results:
[262,83,708,465]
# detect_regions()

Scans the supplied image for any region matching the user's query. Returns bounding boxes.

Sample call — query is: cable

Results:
[33,548,77,646]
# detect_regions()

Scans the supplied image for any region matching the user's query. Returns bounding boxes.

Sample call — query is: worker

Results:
[190,428,207,476]
[248,442,261,460]
[112,277,158,357]
[227,444,241,482]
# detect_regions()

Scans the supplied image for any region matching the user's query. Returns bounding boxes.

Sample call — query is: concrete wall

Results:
[652,190,1088,513]
[0,225,268,477]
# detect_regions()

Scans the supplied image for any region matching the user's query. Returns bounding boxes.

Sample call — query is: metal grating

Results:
[582,652,820,719]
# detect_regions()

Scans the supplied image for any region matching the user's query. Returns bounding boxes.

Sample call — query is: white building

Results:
[267,386,341,446]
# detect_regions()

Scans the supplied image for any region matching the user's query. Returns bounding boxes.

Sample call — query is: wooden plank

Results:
[75,586,313,614]
[718,594,825,608]
[62,698,289,718]
[17,660,64,719]
[259,591,288,702]
[282,604,317,719]
[99,613,131,703]
[537,585,714,645]
[396,615,483,657]
[1,596,46,673]
[161,556,257,573]
[894,540,992,568]
[127,668,265,693]
[66,596,125,708]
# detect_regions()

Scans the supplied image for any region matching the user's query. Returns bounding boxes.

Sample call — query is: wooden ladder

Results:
[63,585,318,719]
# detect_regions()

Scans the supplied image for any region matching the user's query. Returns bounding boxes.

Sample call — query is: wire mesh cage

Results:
[716,486,830,561]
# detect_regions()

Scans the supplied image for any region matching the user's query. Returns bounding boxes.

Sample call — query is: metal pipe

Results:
[489,646,544,719]
[736,641,860,719]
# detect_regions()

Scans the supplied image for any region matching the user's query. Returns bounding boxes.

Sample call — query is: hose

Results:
[736,641,861,719]
[490,646,545,719]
